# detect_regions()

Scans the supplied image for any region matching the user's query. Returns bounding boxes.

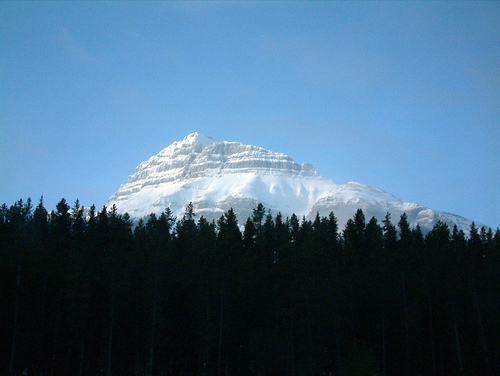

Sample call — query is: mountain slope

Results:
[107,132,479,232]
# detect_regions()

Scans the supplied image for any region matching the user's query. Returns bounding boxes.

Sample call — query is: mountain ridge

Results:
[107,132,483,233]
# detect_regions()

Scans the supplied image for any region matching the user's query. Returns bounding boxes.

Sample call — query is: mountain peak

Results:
[182,132,217,146]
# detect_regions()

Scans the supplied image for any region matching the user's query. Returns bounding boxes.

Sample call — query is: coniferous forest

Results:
[1,198,500,376]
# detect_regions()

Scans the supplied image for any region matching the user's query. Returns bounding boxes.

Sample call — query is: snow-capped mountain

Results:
[107,132,478,232]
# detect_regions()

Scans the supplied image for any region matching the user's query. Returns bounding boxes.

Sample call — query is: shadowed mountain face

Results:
[107,132,479,232]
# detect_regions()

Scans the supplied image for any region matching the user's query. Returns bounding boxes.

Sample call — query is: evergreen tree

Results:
[365,216,383,260]
[1,197,499,375]
[382,212,397,254]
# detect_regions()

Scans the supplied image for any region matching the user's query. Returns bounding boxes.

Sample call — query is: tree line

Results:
[1,197,499,376]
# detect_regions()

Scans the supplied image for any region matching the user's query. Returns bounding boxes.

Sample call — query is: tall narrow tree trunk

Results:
[380,305,387,376]
[429,297,437,376]
[333,312,343,376]
[108,267,115,376]
[452,312,463,374]
[9,264,21,376]
[148,271,159,376]
[306,294,314,374]
[402,273,410,370]
[134,289,142,376]
[472,283,489,369]
[218,286,224,376]
[51,289,62,376]
[78,338,85,376]
[107,300,114,376]
[289,313,295,376]
[37,273,48,371]
[203,300,210,376]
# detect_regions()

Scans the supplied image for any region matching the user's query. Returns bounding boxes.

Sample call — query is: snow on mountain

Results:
[107,132,480,232]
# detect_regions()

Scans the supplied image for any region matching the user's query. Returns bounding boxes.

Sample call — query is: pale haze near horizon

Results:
[1,1,499,229]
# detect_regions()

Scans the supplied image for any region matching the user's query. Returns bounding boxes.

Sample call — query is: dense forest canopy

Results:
[1,197,499,376]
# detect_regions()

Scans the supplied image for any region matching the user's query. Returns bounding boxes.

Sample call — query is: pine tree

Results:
[215,208,242,375]
[382,212,397,254]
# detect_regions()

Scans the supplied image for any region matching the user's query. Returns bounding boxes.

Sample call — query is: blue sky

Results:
[1,1,499,229]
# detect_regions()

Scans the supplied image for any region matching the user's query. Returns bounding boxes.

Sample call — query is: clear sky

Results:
[1,1,499,229]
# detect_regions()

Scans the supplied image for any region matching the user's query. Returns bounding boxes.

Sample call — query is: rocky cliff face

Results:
[107,132,479,232]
